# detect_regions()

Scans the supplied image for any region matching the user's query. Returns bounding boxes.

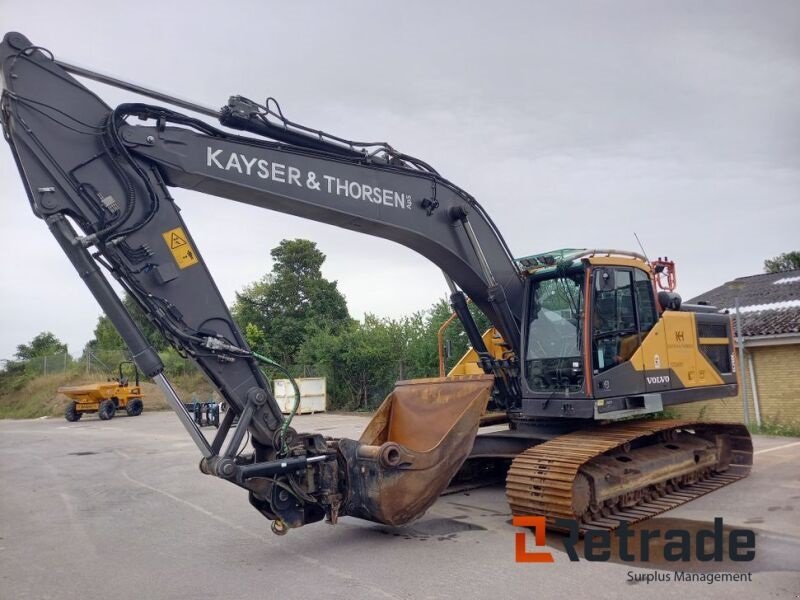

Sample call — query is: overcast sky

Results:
[1,1,798,361]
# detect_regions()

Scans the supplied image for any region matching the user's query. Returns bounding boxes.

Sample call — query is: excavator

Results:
[1,32,752,536]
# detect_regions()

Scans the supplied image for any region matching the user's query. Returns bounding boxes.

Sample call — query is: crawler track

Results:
[506,420,752,533]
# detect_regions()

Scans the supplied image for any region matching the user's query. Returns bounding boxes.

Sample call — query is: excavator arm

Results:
[1,32,523,531]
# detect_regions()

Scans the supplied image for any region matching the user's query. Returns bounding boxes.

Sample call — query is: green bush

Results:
[748,419,800,438]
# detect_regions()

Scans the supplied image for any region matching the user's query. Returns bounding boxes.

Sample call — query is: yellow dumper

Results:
[59,362,144,421]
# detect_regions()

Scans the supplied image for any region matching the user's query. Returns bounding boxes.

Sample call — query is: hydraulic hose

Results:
[252,352,300,455]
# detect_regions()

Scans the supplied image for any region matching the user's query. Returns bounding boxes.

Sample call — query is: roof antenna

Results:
[633,232,650,262]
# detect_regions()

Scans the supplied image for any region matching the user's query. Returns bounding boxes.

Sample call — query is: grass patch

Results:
[748,420,800,438]
[0,373,90,419]
[639,407,682,420]
[0,370,214,420]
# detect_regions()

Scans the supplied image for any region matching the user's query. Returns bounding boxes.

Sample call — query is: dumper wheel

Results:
[65,402,82,422]
[98,399,116,420]
[126,398,143,417]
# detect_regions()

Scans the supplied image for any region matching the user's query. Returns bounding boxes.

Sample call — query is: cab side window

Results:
[594,269,635,334]
[593,269,636,373]
[634,269,658,333]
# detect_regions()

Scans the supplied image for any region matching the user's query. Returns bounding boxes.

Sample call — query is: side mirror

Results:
[595,268,615,292]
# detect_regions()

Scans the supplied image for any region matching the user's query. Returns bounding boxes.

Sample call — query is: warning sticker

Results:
[162,227,199,269]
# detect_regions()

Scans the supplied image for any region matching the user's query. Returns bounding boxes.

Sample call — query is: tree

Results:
[15,331,68,361]
[233,239,350,365]
[82,294,168,358]
[87,314,126,354]
[299,315,404,410]
[764,251,800,273]
[297,298,493,410]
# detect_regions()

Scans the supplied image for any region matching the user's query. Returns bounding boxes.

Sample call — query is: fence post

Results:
[43,355,47,376]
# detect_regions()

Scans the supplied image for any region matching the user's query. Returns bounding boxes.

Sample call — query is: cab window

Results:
[634,268,657,333]
[524,270,585,393]
[592,268,637,373]
[594,269,635,334]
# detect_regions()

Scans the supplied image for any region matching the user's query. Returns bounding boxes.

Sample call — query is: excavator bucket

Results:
[338,374,494,526]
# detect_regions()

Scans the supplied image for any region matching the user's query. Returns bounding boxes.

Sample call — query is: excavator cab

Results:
[515,249,738,420]
[523,255,655,396]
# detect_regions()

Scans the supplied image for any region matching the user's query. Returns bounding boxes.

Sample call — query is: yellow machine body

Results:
[58,381,144,412]
[58,362,145,421]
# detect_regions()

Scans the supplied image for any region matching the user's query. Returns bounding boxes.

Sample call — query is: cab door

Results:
[632,269,672,393]
[590,267,646,398]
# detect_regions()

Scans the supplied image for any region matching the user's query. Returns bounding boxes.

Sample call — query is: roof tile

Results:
[688,269,800,338]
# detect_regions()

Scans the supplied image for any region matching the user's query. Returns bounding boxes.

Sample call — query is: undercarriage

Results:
[506,420,753,532]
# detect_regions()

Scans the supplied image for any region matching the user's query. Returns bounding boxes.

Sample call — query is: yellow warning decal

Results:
[162,227,199,269]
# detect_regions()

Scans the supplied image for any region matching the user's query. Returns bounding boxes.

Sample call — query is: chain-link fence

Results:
[1,348,200,378]
[12,351,73,377]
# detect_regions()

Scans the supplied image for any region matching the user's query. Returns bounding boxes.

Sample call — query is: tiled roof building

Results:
[690,269,800,339]
[674,269,800,428]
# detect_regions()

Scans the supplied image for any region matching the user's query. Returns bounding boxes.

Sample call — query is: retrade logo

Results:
[512,516,554,562]
[514,517,755,563]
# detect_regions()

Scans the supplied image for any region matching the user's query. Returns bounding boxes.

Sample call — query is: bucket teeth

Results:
[505,420,753,534]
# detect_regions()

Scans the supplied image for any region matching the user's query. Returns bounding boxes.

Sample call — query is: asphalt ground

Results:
[1,411,798,600]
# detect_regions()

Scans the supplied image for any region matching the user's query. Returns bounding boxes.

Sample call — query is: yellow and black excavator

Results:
[1,32,751,536]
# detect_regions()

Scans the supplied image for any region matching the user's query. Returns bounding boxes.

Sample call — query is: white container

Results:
[274,377,327,414]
